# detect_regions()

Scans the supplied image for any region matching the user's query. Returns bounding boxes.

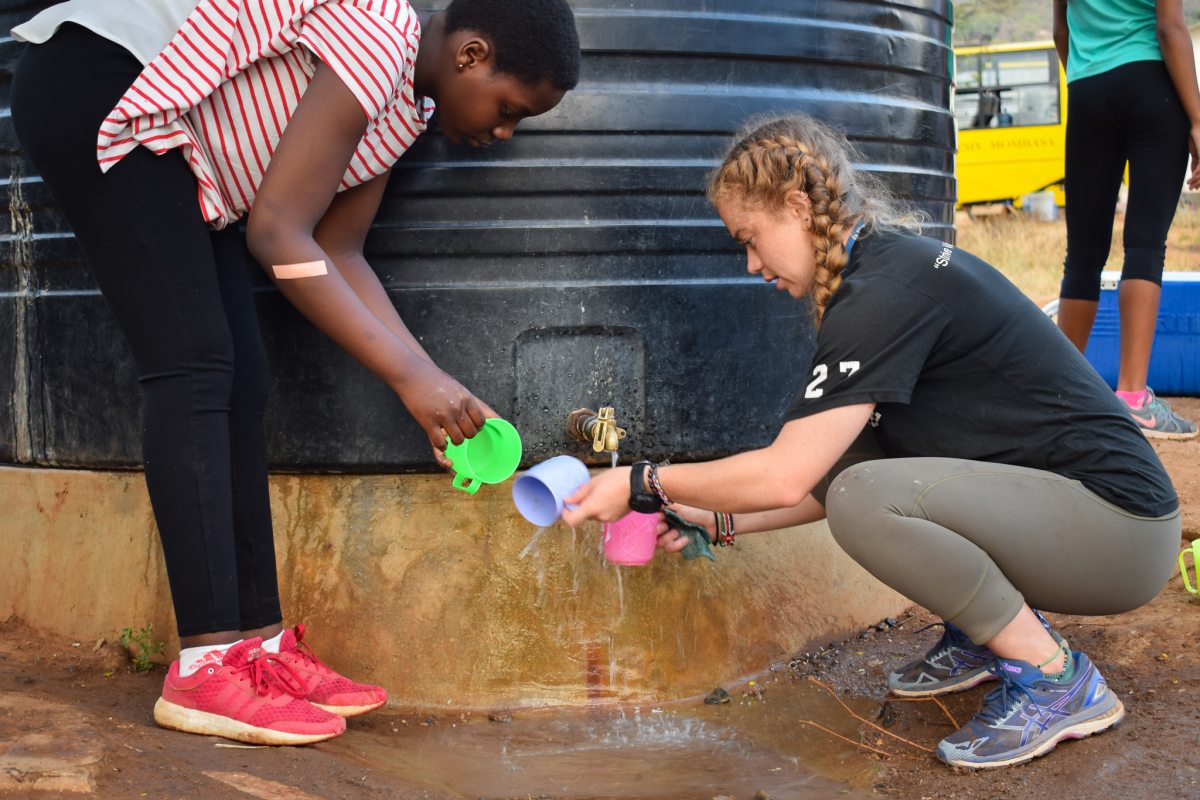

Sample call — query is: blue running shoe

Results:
[889,614,1065,698]
[936,651,1124,769]
[887,623,997,697]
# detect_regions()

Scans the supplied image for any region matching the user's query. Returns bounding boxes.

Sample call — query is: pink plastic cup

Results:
[602,511,659,566]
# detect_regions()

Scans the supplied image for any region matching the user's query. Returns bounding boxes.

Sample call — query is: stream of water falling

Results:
[373,456,880,797]
[517,526,548,560]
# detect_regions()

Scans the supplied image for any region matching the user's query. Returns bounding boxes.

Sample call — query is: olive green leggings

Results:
[820,442,1180,645]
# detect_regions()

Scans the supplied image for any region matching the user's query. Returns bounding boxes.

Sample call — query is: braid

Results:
[806,151,855,322]
[708,114,919,324]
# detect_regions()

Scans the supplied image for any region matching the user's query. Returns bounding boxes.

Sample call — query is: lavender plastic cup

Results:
[512,455,591,527]
[602,511,659,566]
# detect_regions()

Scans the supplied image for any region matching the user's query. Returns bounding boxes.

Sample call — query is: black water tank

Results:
[0,0,955,470]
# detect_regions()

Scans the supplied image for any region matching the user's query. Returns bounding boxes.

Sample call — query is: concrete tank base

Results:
[1,465,907,710]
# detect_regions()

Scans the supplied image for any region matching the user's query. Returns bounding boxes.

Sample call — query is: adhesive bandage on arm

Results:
[272,260,328,279]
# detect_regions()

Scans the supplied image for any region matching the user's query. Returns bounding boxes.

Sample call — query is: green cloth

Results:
[663,508,716,562]
[1066,0,1161,82]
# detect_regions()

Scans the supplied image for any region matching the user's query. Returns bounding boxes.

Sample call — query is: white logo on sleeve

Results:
[804,361,861,398]
[933,243,954,269]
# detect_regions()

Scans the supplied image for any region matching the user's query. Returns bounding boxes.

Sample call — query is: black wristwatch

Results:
[629,460,662,513]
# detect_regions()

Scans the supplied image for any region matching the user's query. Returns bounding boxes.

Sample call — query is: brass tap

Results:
[566,406,626,454]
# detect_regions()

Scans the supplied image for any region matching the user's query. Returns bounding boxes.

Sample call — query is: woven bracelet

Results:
[714,512,736,547]
[647,463,672,506]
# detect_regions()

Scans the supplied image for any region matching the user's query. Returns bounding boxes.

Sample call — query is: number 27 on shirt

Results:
[805,361,861,398]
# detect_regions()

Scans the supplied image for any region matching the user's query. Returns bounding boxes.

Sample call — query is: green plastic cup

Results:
[444,418,523,494]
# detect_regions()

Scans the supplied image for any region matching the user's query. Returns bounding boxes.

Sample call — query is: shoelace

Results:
[1144,388,1170,411]
[911,622,988,661]
[232,653,309,700]
[261,628,333,697]
[977,666,1046,726]
[289,626,331,675]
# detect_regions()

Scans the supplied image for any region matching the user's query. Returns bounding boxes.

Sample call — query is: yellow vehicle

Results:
[954,41,1068,208]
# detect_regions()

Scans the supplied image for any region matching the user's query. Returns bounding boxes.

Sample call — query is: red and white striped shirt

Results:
[96,0,435,229]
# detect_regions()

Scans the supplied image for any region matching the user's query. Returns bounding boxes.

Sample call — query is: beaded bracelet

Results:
[646,463,672,506]
[714,512,736,547]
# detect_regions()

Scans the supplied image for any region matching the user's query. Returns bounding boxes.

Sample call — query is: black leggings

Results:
[1061,60,1190,300]
[12,25,282,637]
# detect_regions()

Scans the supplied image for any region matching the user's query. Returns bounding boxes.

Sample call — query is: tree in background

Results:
[954,0,1049,45]
[954,0,1200,45]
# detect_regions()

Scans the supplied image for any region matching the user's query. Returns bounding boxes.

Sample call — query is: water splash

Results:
[332,687,877,799]
[517,525,549,560]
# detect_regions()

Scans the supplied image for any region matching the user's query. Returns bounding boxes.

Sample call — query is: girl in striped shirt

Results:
[11,0,579,745]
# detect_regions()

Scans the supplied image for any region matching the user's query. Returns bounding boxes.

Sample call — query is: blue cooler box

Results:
[1083,271,1200,396]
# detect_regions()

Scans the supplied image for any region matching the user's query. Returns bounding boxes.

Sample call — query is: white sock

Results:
[261,630,286,653]
[178,640,239,677]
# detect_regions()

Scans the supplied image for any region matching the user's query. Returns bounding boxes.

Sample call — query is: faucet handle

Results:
[566,406,627,454]
[592,406,626,453]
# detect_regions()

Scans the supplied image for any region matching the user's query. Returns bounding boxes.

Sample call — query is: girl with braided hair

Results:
[562,113,1180,769]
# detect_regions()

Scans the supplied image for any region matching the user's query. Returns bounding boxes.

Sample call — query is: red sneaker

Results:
[271,625,387,717]
[153,638,345,745]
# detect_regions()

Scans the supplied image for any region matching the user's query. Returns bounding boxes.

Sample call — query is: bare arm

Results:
[656,495,826,553]
[1052,0,1069,67]
[245,62,488,453]
[728,496,827,531]
[312,173,434,365]
[1156,0,1200,188]
[562,402,875,525]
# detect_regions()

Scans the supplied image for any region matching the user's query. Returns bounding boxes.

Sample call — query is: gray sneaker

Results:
[936,651,1124,769]
[888,623,997,697]
[889,612,1063,698]
[1128,388,1198,440]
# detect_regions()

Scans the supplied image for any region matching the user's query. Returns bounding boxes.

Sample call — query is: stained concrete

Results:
[0,692,102,793]
[0,465,907,710]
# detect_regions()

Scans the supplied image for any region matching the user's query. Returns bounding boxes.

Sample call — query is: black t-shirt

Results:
[784,227,1178,518]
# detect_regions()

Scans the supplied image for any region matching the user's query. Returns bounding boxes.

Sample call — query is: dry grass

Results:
[954,201,1200,307]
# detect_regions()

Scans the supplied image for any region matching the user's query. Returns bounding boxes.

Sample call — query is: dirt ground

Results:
[2,398,1199,800]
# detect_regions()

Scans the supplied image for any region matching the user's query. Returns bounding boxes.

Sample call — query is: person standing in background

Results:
[1053,0,1200,439]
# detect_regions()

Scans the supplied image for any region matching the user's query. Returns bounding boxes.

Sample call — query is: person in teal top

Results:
[1053,0,1200,440]
[1064,0,1162,80]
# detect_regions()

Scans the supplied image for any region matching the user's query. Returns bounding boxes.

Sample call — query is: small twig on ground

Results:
[807,676,934,753]
[795,720,923,761]
[212,743,266,749]
[888,695,962,728]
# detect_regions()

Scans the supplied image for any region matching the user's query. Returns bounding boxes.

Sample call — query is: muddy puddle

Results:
[327,672,882,799]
